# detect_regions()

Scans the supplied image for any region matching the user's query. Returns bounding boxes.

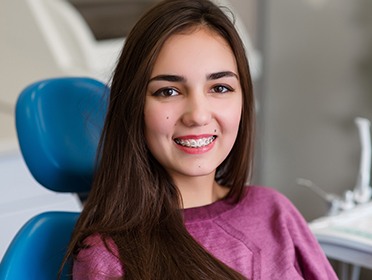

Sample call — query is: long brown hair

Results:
[63,0,255,279]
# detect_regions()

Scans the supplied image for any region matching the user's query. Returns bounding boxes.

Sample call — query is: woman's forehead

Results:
[150,27,237,78]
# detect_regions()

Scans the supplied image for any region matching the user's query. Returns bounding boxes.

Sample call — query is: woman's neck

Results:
[173,174,229,209]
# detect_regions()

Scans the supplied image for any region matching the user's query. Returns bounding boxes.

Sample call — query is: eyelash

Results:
[210,84,234,94]
[152,84,234,97]
[152,87,179,97]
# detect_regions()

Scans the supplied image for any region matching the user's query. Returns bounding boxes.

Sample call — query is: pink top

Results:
[73,186,338,279]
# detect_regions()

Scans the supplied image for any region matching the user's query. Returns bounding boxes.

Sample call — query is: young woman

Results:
[63,0,338,279]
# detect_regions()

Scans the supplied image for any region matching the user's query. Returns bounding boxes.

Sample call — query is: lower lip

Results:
[175,139,216,154]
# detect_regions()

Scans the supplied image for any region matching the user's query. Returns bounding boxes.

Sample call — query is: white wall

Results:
[0,1,65,154]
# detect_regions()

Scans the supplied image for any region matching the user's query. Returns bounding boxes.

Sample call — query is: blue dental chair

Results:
[0,77,109,279]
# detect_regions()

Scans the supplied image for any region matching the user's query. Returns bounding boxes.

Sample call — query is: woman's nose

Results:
[181,94,212,127]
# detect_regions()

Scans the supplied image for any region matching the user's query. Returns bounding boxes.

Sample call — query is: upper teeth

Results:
[175,136,216,148]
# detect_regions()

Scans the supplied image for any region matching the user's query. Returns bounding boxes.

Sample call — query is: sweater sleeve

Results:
[73,234,124,280]
[280,194,338,280]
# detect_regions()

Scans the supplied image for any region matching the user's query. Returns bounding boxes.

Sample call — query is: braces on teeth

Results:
[175,136,216,148]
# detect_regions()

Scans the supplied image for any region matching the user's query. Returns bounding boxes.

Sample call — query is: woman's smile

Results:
[174,135,217,154]
[174,135,217,148]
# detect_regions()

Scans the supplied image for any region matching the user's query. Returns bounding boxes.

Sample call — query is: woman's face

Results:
[144,27,242,184]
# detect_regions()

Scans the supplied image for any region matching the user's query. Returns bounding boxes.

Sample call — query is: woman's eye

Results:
[211,85,233,94]
[153,87,179,97]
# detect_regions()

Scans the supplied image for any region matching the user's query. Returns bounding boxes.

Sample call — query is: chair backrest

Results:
[0,77,109,279]
[16,77,109,193]
[0,212,80,280]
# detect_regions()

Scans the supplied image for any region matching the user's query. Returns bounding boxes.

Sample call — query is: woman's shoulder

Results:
[73,234,123,279]
[237,185,302,219]
[243,185,290,205]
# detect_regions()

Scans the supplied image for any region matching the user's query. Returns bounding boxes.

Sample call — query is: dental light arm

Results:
[353,117,372,203]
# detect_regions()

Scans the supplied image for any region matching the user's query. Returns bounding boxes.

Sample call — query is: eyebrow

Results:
[148,71,238,84]
[148,74,186,83]
[207,71,239,80]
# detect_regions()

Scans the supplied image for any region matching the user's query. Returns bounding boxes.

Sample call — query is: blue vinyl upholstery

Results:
[0,212,79,280]
[0,77,109,279]
[15,77,109,193]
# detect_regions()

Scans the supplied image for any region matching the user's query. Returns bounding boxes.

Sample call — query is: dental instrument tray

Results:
[309,201,372,266]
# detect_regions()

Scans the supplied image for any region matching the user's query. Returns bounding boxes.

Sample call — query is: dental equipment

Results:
[297,117,372,215]
[296,178,355,215]
[353,117,372,204]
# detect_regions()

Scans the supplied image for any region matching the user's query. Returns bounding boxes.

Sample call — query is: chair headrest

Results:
[15,77,109,193]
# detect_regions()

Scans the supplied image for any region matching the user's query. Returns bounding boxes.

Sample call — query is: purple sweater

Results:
[73,186,338,279]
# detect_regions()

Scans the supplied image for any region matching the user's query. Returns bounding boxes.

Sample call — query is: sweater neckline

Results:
[182,192,243,223]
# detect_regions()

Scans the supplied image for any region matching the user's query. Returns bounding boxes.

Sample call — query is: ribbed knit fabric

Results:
[73,186,338,279]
